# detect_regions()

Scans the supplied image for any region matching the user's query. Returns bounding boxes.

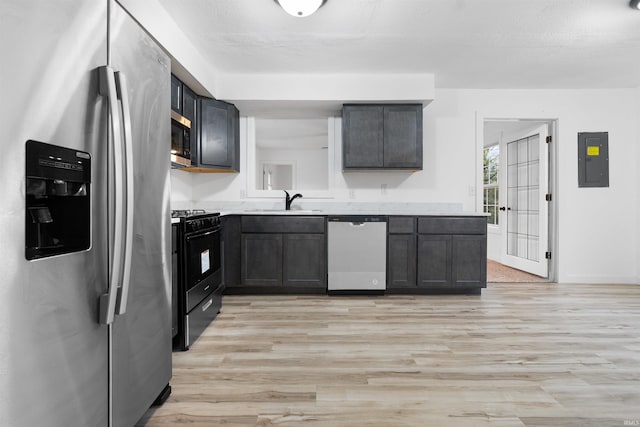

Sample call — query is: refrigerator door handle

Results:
[114,71,134,316]
[98,65,126,325]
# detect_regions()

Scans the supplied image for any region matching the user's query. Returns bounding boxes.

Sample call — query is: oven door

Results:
[185,227,221,312]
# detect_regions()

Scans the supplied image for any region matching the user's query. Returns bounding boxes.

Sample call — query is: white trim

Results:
[562,275,640,285]
[477,112,558,282]
[246,116,335,199]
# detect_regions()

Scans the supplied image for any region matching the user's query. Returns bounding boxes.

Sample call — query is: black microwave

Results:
[171,110,191,167]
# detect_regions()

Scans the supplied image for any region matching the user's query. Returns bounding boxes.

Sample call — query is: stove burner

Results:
[171,209,207,218]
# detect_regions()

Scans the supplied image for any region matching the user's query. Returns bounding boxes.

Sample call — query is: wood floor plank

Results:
[137,283,640,426]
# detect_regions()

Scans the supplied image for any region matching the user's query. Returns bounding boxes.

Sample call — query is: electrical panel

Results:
[578,132,609,188]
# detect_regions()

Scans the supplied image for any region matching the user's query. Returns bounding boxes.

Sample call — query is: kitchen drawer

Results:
[418,217,486,235]
[186,285,222,349]
[241,216,325,234]
[186,269,222,313]
[388,216,416,234]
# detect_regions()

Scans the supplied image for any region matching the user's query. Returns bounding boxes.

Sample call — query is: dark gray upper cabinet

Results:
[170,75,181,113]
[343,105,384,168]
[383,105,423,168]
[182,85,197,123]
[342,104,423,170]
[198,98,239,171]
[182,85,197,162]
[170,75,240,172]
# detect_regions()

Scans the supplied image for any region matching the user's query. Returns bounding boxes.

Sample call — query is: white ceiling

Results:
[157,0,640,89]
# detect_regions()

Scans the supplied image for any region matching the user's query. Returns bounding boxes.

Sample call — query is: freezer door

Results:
[108,4,173,427]
[0,1,110,426]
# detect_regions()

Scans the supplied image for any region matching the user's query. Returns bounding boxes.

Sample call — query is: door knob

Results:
[499,207,511,211]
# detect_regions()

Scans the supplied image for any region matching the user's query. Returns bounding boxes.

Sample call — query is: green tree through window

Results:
[483,145,499,225]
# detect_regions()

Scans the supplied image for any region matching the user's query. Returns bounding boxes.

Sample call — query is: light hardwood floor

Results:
[138,283,640,426]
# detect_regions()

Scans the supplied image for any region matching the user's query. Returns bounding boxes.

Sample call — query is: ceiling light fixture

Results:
[274,0,327,18]
[631,0,640,10]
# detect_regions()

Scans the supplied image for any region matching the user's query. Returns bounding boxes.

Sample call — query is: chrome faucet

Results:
[284,190,303,210]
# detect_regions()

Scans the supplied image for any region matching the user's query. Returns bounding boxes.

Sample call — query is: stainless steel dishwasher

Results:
[327,216,387,291]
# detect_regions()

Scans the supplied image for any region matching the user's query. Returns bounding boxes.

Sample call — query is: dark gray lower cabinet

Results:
[451,235,486,287]
[241,234,283,286]
[417,234,452,288]
[222,215,241,288]
[388,234,417,288]
[388,216,487,293]
[231,216,326,293]
[239,232,326,290]
[417,234,486,289]
[417,216,487,291]
[228,214,483,294]
[283,234,326,288]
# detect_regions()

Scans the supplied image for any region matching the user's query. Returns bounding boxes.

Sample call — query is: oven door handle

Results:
[184,227,221,241]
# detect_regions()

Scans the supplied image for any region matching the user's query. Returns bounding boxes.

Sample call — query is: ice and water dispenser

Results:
[25,140,91,260]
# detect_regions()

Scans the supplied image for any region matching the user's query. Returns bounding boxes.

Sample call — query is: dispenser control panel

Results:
[25,140,91,260]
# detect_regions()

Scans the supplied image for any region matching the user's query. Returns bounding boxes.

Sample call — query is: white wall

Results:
[217,73,435,105]
[117,0,219,96]
[169,169,193,209]
[257,147,328,190]
[446,89,638,284]
[121,2,640,284]
[186,88,640,284]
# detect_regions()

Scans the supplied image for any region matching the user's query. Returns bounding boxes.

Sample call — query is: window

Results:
[483,144,499,225]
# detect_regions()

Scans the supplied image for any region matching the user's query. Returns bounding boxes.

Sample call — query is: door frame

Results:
[476,113,558,283]
[500,123,549,276]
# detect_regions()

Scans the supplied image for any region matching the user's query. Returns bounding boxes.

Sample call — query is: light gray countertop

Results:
[219,209,488,217]
[175,201,488,218]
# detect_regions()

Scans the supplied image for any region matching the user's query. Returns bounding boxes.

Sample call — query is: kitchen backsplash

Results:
[184,200,464,214]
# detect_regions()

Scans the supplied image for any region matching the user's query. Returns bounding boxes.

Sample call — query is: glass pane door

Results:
[502,124,549,278]
[507,134,540,260]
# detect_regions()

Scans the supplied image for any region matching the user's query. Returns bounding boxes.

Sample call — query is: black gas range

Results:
[171,210,223,351]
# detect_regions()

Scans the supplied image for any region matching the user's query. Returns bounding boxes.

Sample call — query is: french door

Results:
[500,124,549,277]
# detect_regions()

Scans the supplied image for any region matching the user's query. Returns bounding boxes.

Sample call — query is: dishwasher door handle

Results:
[350,222,365,227]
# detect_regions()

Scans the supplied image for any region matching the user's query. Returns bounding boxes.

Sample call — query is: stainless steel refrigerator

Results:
[0,0,172,426]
